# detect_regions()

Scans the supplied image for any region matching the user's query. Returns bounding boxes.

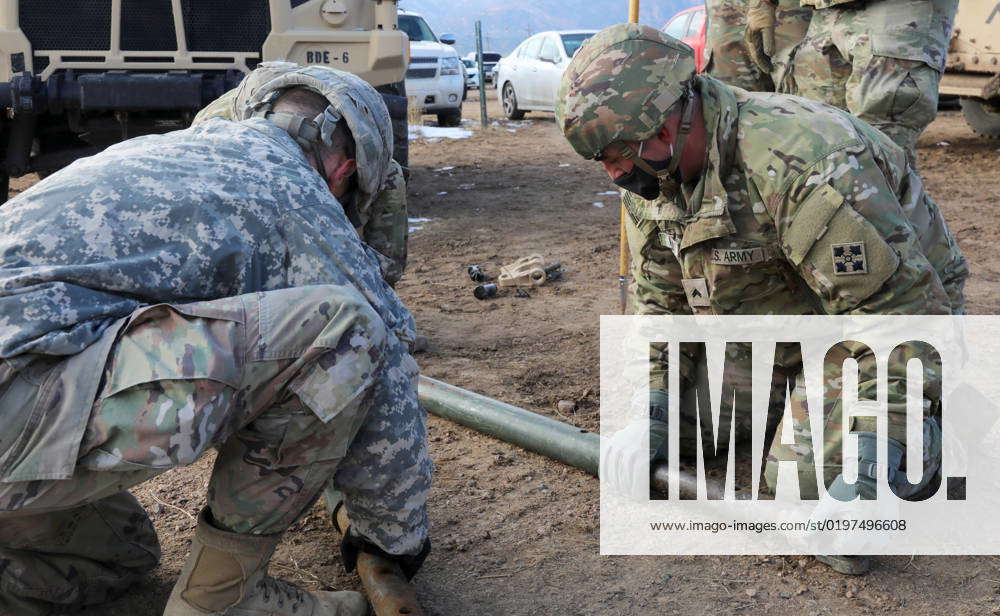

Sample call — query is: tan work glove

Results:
[744,0,777,73]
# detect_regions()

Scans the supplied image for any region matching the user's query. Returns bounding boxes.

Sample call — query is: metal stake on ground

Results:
[618,0,641,314]
[475,21,488,127]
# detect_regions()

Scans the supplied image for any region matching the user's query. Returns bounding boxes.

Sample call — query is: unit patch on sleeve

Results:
[832,242,868,275]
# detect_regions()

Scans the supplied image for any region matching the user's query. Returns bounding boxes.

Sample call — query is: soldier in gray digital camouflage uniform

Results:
[557,24,966,575]
[0,65,431,616]
[194,62,409,287]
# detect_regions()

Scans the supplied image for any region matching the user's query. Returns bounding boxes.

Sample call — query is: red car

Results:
[662,5,707,72]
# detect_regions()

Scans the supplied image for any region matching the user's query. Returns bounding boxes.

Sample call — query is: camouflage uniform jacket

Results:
[194,90,409,285]
[627,76,967,394]
[0,119,428,547]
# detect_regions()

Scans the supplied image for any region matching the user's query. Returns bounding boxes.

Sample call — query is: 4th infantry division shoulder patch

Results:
[832,242,867,275]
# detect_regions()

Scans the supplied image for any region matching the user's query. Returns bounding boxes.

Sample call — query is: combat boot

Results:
[163,509,368,616]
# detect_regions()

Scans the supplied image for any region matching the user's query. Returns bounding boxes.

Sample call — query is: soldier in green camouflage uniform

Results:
[790,0,958,167]
[0,68,431,615]
[706,0,812,92]
[559,24,967,573]
[195,62,409,286]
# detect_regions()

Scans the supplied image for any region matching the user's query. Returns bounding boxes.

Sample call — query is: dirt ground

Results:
[15,87,998,615]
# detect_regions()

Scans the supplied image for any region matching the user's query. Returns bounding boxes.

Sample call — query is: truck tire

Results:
[437,108,463,127]
[960,97,1000,139]
[377,81,410,176]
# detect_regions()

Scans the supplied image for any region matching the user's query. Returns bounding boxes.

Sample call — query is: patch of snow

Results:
[408,226,424,232]
[559,163,572,168]
[599,191,618,195]
[436,191,448,196]
[408,217,432,223]
[458,183,475,190]
[409,126,472,140]
[936,141,950,147]
[434,166,456,172]
[592,202,605,208]
[507,128,517,133]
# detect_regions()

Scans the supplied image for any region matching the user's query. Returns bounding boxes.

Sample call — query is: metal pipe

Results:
[418,376,731,499]
[419,376,600,475]
[629,0,641,23]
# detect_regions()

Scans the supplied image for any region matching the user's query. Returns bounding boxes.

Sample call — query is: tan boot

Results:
[163,509,368,616]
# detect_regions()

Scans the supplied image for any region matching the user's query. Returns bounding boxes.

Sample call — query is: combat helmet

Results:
[556,24,696,161]
[235,62,394,222]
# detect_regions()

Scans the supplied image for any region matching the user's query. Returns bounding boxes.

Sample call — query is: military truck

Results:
[942,0,1000,138]
[0,0,410,198]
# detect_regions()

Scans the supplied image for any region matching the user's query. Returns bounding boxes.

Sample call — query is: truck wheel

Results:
[502,82,525,120]
[377,82,410,177]
[437,108,463,127]
[960,97,1000,139]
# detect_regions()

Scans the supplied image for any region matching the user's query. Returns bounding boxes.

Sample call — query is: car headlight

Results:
[440,56,462,76]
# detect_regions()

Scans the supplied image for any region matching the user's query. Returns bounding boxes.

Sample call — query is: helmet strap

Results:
[618,86,694,183]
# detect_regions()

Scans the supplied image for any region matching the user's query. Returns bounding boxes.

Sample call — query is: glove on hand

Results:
[744,0,777,73]
[599,390,671,501]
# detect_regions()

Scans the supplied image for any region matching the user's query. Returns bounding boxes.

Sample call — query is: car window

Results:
[663,13,691,39]
[398,14,438,42]
[482,53,502,63]
[686,10,706,37]
[539,36,560,62]
[462,59,475,68]
[520,36,543,59]
[560,33,595,58]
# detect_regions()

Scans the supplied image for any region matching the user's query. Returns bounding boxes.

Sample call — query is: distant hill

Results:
[398,0,701,56]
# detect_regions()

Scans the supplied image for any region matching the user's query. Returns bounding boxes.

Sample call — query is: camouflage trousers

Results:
[705,0,812,92]
[0,285,392,614]
[790,0,955,167]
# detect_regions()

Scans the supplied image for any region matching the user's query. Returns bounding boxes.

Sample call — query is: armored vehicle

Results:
[0,0,409,198]
[942,0,1000,137]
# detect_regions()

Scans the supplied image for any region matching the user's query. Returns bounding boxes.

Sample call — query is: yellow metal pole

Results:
[618,0,640,314]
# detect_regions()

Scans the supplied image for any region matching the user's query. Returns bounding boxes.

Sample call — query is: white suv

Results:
[399,10,464,127]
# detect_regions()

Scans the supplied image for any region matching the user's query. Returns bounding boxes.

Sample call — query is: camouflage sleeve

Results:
[622,194,697,393]
[896,167,968,313]
[362,160,409,287]
[775,146,950,443]
[333,333,431,556]
[192,88,239,125]
[775,145,952,316]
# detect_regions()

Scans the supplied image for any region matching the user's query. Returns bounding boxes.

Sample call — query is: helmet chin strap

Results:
[618,86,695,189]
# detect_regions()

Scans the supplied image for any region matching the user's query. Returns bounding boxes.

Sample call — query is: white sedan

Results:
[493,30,597,120]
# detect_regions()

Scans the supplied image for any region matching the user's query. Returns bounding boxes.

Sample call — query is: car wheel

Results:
[462,82,468,102]
[502,82,526,120]
[437,108,463,127]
